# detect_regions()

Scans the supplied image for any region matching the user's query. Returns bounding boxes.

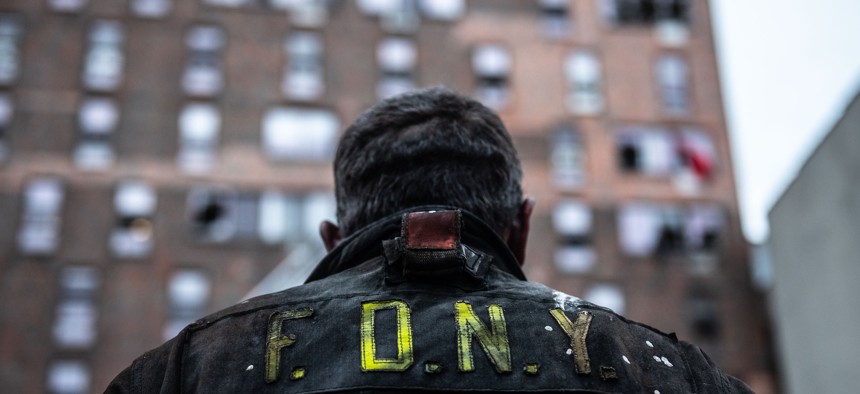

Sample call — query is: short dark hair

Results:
[334,87,523,236]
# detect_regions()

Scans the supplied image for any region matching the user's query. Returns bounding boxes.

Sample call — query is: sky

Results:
[709,0,860,243]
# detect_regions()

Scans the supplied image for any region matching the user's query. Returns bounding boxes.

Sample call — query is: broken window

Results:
[618,202,722,258]
[182,25,225,97]
[549,125,586,189]
[18,178,64,255]
[177,102,220,174]
[163,269,210,340]
[186,187,258,243]
[261,106,339,161]
[376,37,417,99]
[602,0,690,26]
[82,21,124,92]
[616,126,675,176]
[0,14,23,85]
[552,200,596,273]
[472,44,511,110]
[74,97,118,170]
[53,266,100,349]
[110,180,156,258]
[564,50,603,115]
[282,31,325,101]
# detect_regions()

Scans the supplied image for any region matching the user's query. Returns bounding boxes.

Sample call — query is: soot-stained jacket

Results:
[106,208,753,393]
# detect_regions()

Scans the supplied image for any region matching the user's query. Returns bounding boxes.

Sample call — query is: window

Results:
[655,54,689,115]
[601,0,690,26]
[376,37,417,99]
[262,107,339,161]
[684,204,722,254]
[282,31,324,101]
[550,125,585,189]
[53,266,100,349]
[177,103,220,174]
[18,178,64,255]
[616,125,716,192]
[182,25,226,97]
[617,203,684,256]
[552,200,595,274]
[257,191,335,244]
[0,93,12,161]
[110,181,156,258]
[163,269,210,340]
[270,0,329,27]
[472,44,511,109]
[688,292,719,340]
[676,127,714,179]
[618,202,722,258]
[0,14,23,85]
[584,283,625,314]
[564,50,603,115]
[47,360,90,394]
[616,126,675,176]
[82,21,124,92]
[186,187,258,242]
[418,0,465,21]
[74,97,118,170]
[131,0,173,18]
[358,0,421,33]
[48,0,88,12]
[538,0,571,38]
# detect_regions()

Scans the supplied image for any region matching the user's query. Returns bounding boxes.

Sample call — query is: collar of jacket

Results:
[304,205,527,283]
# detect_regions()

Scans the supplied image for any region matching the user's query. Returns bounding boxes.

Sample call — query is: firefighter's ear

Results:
[319,220,342,252]
[507,197,535,266]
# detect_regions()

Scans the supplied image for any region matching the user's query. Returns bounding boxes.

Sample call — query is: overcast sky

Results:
[709,0,860,243]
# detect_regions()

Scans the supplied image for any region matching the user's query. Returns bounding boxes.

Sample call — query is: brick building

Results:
[0,0,774,392]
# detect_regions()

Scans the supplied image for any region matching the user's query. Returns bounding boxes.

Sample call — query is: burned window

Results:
[110,180,156,258]
[603,0,690,26]
[186,187,258,243]
[618,202,724,259]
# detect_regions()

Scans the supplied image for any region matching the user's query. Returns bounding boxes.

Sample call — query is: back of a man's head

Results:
[334,87,523,236]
